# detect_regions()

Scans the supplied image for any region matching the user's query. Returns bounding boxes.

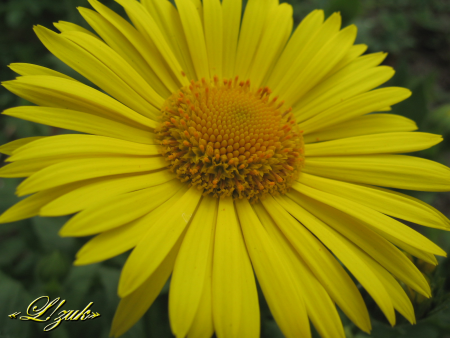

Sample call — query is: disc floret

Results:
[156,76,304,201]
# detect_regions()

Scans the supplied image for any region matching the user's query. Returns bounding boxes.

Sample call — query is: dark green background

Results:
[1,0,450,337]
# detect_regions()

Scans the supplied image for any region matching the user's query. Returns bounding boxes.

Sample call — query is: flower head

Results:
[1,0,449,338]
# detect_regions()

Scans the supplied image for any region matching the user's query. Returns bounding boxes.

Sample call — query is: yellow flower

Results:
[1,0,449,337]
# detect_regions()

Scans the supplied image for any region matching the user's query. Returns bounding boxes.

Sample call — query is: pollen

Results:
[156,76,304,201]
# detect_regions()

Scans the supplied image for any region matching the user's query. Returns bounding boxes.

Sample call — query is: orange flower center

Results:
[156,76,304,201]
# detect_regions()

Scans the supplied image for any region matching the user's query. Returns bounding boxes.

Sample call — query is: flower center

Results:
[156,76,304,201]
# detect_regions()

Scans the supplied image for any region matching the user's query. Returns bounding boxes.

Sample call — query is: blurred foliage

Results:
[1,0,450,337]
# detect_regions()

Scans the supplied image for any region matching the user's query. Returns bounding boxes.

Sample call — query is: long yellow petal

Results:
[221,0,241,78]
[305,132,442,156]
[252,203,345,338]
[3,75,157,129]
[212,197,260,338]
[325,43,368,78]
[0,157,65,178]
[0,183,78,223]
[260,195,371,333]
[87,0,176,96]
[294,51,388,118]
[9,63,76,80]
[78,7,169,97]
[284,24,357,107]
[286,190,431,296]
[295,65,393,122]
[74,185,188,265]
[115,0,188,87]
[118,186,203,297]
[169,197,217,338]
[41,170,175,216]
[53,20,101,39]
[250,3,293,88]
[274,195,396,325]
[298,173,450,230]
[142,0,197,81]
[272,12,341,97]
[299,87,411,134]
[236,199,311,338]
[110,236,183,338]
[203,0,223,79]
[9,135,160,162]
[293,182,446,256]
[3,106,155,145]
[303,154,450,192]
[187,259,214,338]
[175,0,209,80]
[60,30,163,117]
[17,156,167,196]
[356,248,416,324]
[234,0,276,80]
[0,136,44,155]
[34,26,163,118]
[60,179,181,237]
[303,114,417,144]
[267,9,324,90]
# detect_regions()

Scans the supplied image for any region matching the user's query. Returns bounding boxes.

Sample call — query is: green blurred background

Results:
[1,0,450,337]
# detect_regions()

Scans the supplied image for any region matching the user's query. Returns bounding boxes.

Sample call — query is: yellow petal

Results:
[42,170,175,216]
[78,6,169,97]
[141,0,197,81]
[87,0,176,97]
[357,248,416,324]
[286,189,431,297]
[325,43,368,78]
[250,3,293,88]
[17,156,167,196]
[212,198,260,338]
[53,20,101,40]
[3,106,155,144]
[0,157,64,178]
[169,197,217,338]
[236,199,311,338]
[0,136,44,155]
[303,114,417,144]
[175,0,209,80]
[118,186,203,297]
[234,0,276,80]
[221,0,241,78]
[60,179,181,237]
[34,25,163,118]
[303,154,450,192]
[283,24,357,107]
[295,64,393,123]
[272,12,341,98]
[74,185,188,265]
[260,195,371,333]
[299,87,411,134]
[9,63,76,80]
[110,235,183,338]
[3,75,157,129]
[252,203,345,338]
[115,0,188,87]
[0,183,78,223]
[275,195,396,326]
[203,0,223,78]
[9,134,160,162]
[305,132,442,156]
[298,173,450,230]
[187,260,214,338]
[61,29,163,117]
[267,9,324,90]
[293,182,446,256]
